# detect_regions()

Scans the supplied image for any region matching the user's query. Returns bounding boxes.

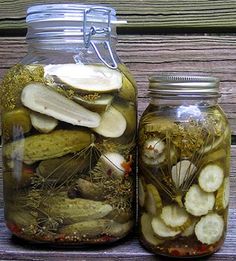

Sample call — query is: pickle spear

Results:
[4,130,93,164]
[21,83,101,128]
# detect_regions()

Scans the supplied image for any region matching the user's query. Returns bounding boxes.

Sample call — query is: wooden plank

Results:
[1,147,236,258]
[0,36,236,133]
[1,0,236,30]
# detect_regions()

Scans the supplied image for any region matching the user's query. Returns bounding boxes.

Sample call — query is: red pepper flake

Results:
[107,169,112,176]
[121,155,133,177]
[99,235,114,242]
[170,249,181,256]
[7,222,22,235]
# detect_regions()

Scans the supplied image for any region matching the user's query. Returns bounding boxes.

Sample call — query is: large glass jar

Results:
[1,4,137,244]
[138,75,230,257]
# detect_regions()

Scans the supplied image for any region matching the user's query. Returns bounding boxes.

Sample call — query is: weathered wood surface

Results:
[0,142,236,258]
[1,0,236,30]
[0,36,236,133]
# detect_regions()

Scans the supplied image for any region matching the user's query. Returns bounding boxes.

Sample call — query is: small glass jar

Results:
[1,4,137,244]
[138,75,230,257]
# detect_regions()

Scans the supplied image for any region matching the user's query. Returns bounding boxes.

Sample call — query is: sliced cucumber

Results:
[141,213,164,246]
[145,184,162,215]
[171,160,196,189]
[93,106,127,138]
[184,184,215,216]
[195,213,224,244]
[160,205,190,230]
[215,177,230,211]
[151,216,181,238]
[198,164,224,192]
[44,64,122,92]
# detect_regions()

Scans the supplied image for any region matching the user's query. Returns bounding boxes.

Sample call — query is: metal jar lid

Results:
[149,74,220,98]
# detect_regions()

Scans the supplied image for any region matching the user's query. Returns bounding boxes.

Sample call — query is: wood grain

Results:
[1,0,236,30]
[0,36,236,133]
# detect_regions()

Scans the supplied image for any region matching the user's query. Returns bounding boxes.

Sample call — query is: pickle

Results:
[184,184,215,216]
[107,220,133,238]
[139,178,146,207]
[30,111,58,133]
[118,75,136,102]
[201,149,226,165]
[59,219,112,238]
[195,213,224,244]
[37,156,90,184]
[44,64,122,92]
[198,164,224,193]
[215,177,230,211]
[106,209,132,223]
[141,213,164,246]
[74,178,104,200]
[160,205,190,231]
[113,99,136,140]
[21,83,101,128]
[93,106,127,138]
[145,184,162,215]
[2,108,31,136]
[181,218,198,237]
[4,129,93,164]
[118,64,136,88]
[151,216,181,238]
[73,94,113,113]
[41,195,113,223]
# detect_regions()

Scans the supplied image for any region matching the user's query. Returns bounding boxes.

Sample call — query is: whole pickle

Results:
[4,129,93,164]
[40,194,113,224]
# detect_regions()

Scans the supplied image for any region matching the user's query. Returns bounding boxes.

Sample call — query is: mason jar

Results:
[1,4,137,244]
[138,75,230,257]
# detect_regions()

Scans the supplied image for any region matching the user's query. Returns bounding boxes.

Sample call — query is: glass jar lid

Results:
[149,74,220,98]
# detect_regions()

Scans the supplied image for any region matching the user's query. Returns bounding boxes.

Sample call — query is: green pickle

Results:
[138,76,231,257]
[1,63,137,244]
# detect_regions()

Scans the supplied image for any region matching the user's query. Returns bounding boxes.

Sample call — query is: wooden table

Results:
[0,0,236,259]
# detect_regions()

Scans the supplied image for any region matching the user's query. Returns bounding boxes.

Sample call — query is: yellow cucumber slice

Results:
[151,216,181,238]
[181,218,198,237]
[195,213,224,244]
[141,213,164,246]
[160,205,190,230]
[184,184,215,216]
[198,164,224,192]
[145,184,162,215]
[215,177,230,211]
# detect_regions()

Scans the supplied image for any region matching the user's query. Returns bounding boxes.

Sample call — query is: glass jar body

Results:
[1,41,137,245]
[138,98,230,257]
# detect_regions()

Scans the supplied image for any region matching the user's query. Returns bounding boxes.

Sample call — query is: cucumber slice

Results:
[198,164,224,192]
[30,111,58,133]
[141,213,164,246]
[21,83,101,128]
[184,184,215,216]
[171,160,197,189]
[44,64,122,92]
[139,178,146,207]
[151,216,181,238]
[145,184,162,215]
[93,106,127,138]
[215,177,230,211]
[181,218,198,237]
[195,213,224,244]
[160,205,190,230]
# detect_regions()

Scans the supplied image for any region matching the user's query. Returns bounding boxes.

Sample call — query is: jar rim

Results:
[148,74,220,98]
[26,4,117,24]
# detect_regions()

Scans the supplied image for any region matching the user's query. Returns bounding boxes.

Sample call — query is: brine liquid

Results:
[1,63,137,244]
[138,103,230,257]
